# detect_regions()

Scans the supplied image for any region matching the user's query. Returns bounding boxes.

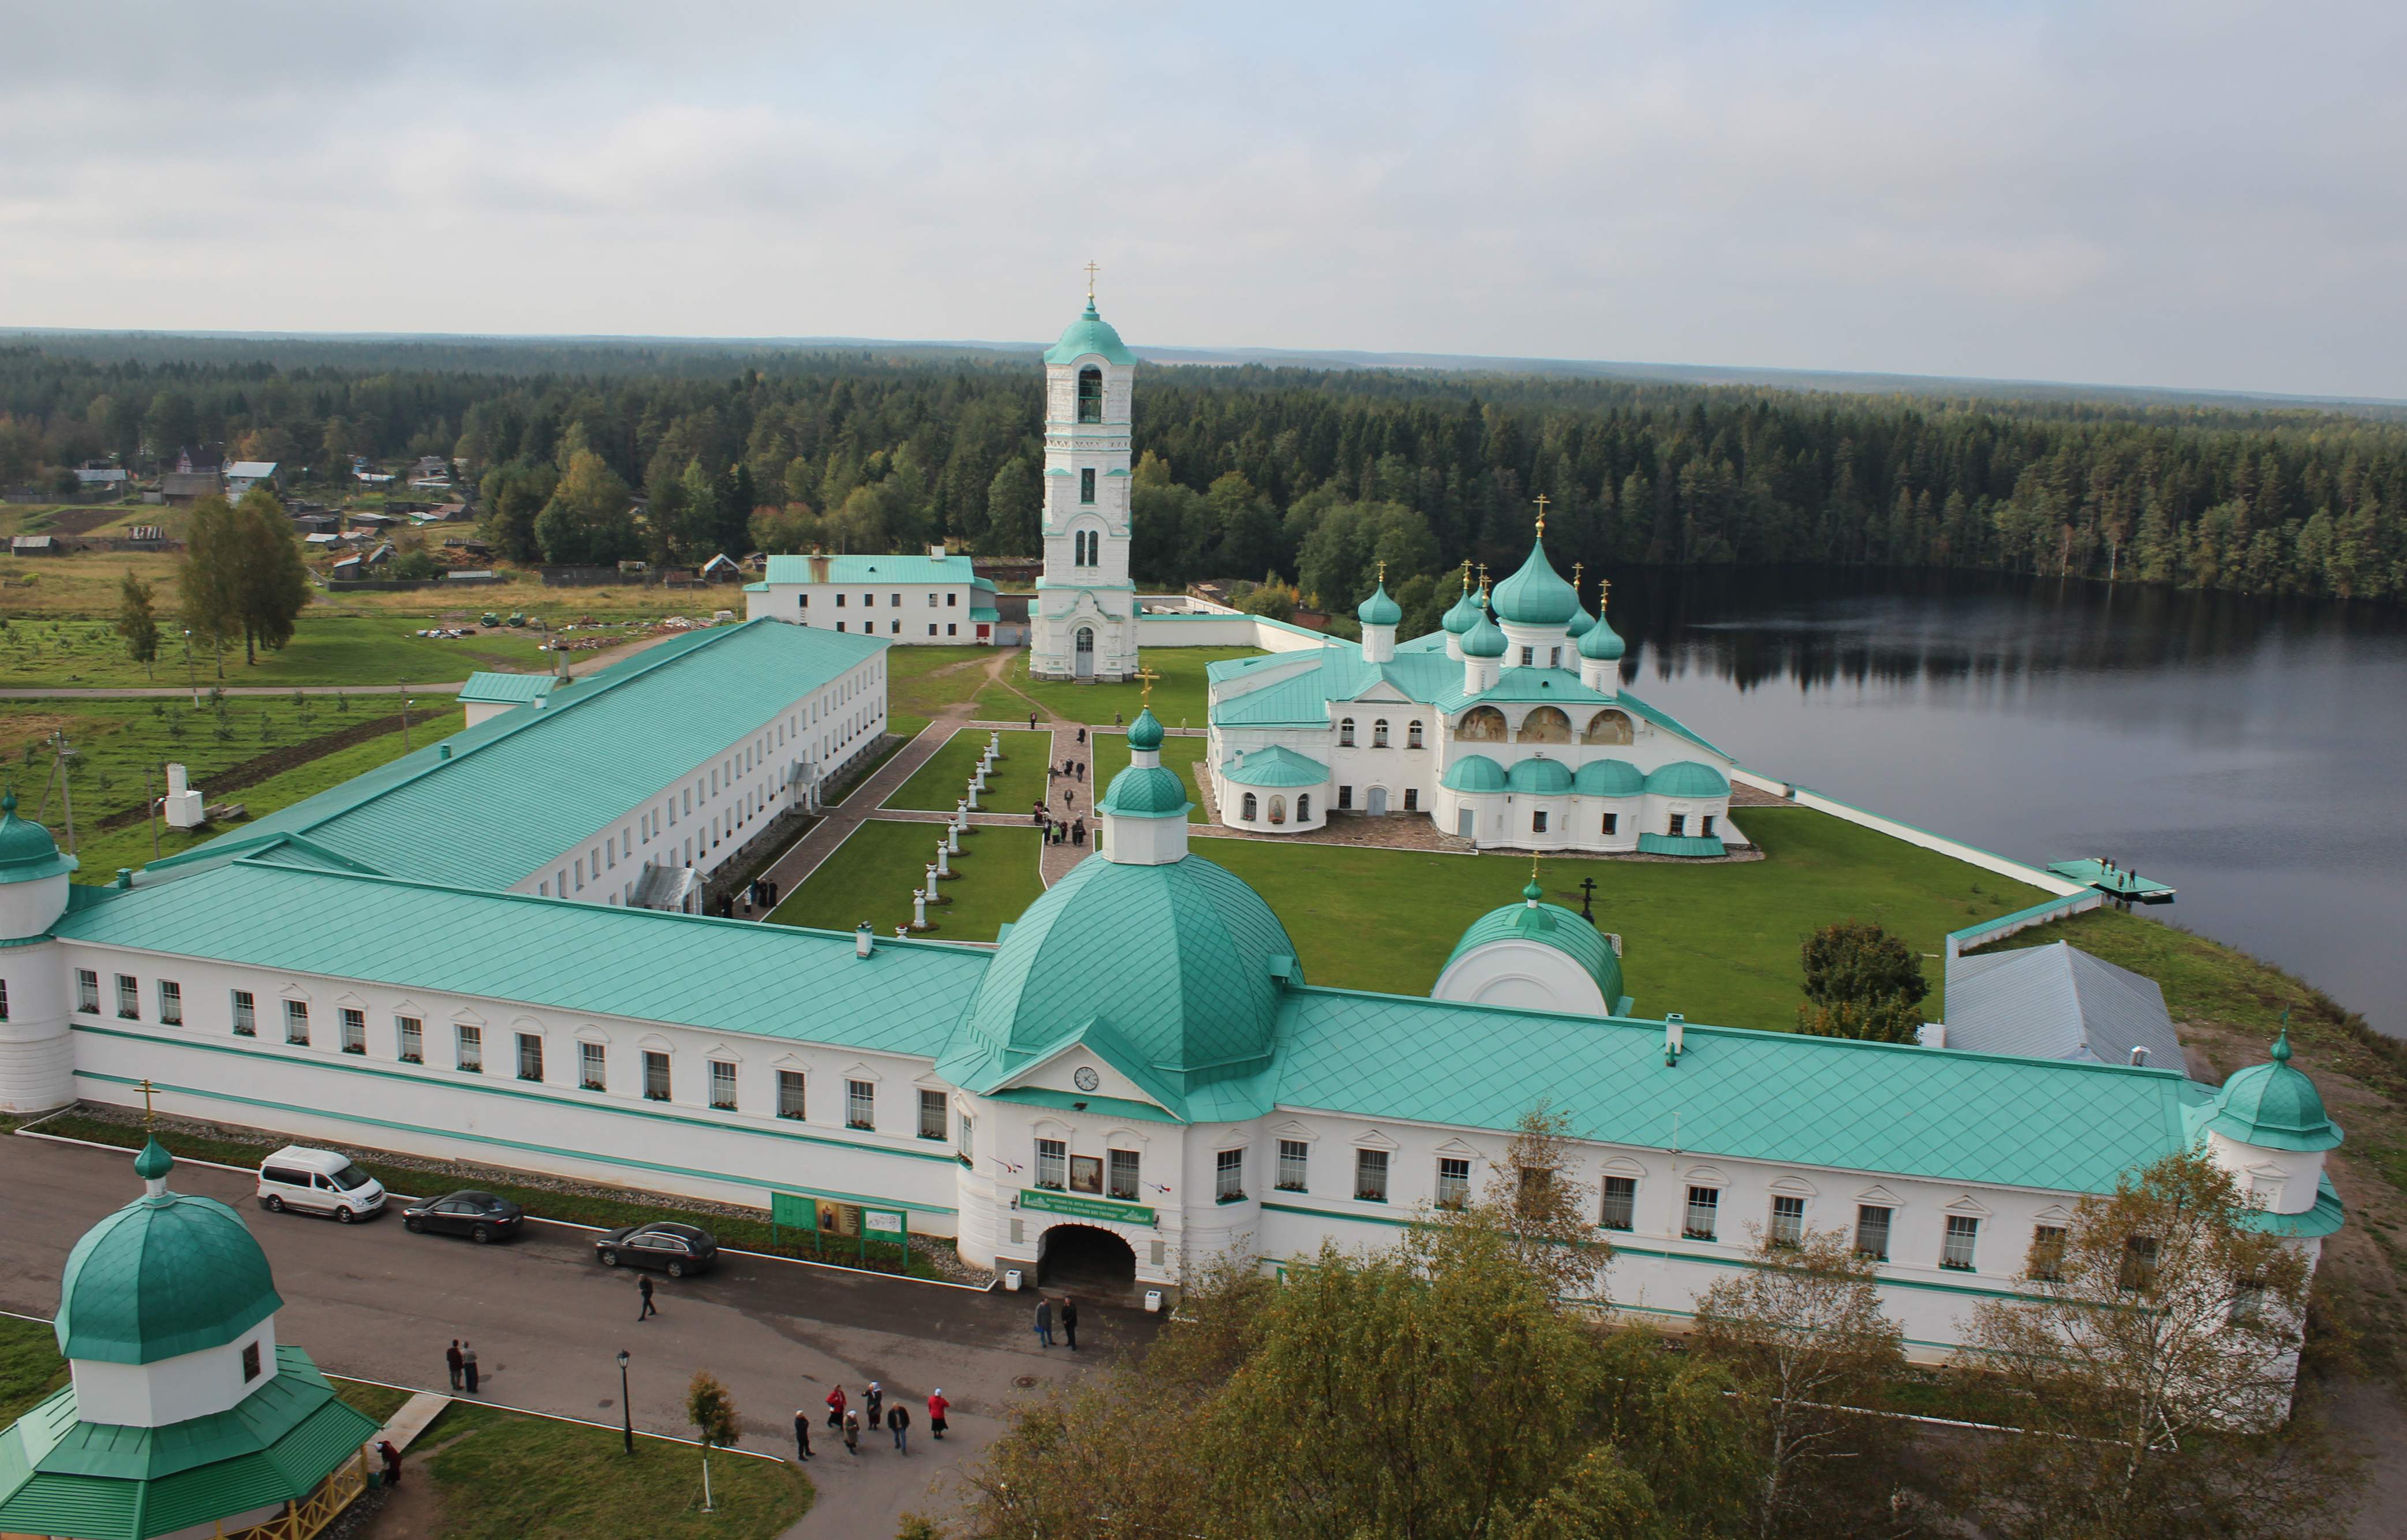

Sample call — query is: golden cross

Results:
[1533,492,1550,538]
[1458,560,1471,594]
[1476,563,1489,597]
[1599,576,1612,612]
[1376,559,1386,585]
[1572,561,1584,599]
[1134,666,1160,702]
[1084,260,1100,302]
[137,1078,156,1128]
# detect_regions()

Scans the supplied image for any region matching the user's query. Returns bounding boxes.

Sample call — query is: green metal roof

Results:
[1645,760,1731,797]
[1440,586,1485,635]
[1578,614,1627,661]
[0,790,75,885]
[154,620,884,894]
[938,852,1299,1115]
[456,671,557,705]
[1574,758,1644,796]
[2202,1031,2343,1152]
[761,553,977,585]
[1442,899,1623,1004]
[1220,746,1330,788]
[1565,600,1595,639]
[1441,754,1508,792]
[1126,706,1164,752]
[1460,611,1508,658]
[1042,302,1139,367]
[1638,833,1727,858]
[53,858,993,1059]
[1490,540,1579,626]
[57,1176,281,1365]
[1099,764,1189,819]
[0,1347,379,1540]
[1438,667,1613,713]
[1355,582,1402,627]
[1506,758,1573,794]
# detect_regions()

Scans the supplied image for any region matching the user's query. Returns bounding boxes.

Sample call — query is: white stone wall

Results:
[72,1320,278,1427]
[0,873,74,1110]
[745,582,986,644]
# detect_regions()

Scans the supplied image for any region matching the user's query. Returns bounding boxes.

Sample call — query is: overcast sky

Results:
[5,1,2402,397]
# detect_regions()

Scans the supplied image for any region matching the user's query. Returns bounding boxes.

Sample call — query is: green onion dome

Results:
[1043,301,1138,367]
[1566,598,1597,639]
[57,1142,282,1364]
[1127,705,1165,752]
[1442,897,1624,1009]
[1578,613,1626,662]
[1356,582,1403,627]
[0,790,74,885]
[1462,608,1509,659]
[2204,1031,2343,1152]
[1441,586,1486,636]
[1490,540,1580,627]
[1441,754,1509,793]
[1101,762,1190,818]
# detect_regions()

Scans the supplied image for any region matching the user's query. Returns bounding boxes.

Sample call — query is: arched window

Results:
[1269,795,1287,825]
[1077,366,1104,424]
[1338,717,1356,747]
[1242,793,1258,821]
[1297,793,1311,821]
[1372,719,1390,748]
[1407,720,1424,749]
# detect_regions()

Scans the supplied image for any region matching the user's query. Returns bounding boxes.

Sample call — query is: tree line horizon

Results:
[3,338,2402,616]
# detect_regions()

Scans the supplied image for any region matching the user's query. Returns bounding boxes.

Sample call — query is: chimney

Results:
[1664,1012,1685,1065]
[854,921,874,959]
[2129,1045,2151,1067]
[929,541,947,560]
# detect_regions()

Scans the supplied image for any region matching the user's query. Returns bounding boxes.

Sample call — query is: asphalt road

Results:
[0,1133,1148,1537]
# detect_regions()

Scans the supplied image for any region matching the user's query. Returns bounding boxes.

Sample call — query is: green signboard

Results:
[769,1191,816,1231]
[1021,1188,1156,1225]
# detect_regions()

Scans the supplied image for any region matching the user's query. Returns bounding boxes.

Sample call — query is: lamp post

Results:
[617,1350,633,1455]
[400,689,414,752]
[183,628,197,707]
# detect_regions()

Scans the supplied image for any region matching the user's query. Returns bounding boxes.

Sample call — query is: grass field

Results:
[0,611,559,689]
[992,646,1258,728]
[883,728,1051,814]
[767,820,1046,942]
[1090,731,1210,821]
[1193,806,2047,1027]
[884,644,1003,739]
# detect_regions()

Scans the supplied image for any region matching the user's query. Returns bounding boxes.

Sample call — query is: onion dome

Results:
[1578,612,1626,662]
[1441,755,1509,793]
[1043,301,1138,367]
[0,790,74,885]
[1491,540,1580,626]
[1127,705,1164,752]
[1356,582,1403,628]
[56,1141,282,1364]
[1441,585,1486,636]
[2205,1030,2343,1152]
[1461,607,1508,659]
[1566,597,1596,639]
[1441,895,1624,1009]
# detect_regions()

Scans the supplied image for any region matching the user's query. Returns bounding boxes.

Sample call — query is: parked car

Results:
[595,1221,719,1276]
[402,1190,524,1244]
[257,1146,386,1223]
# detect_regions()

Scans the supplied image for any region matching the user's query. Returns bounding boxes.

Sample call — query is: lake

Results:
[1598,566,2407,1035]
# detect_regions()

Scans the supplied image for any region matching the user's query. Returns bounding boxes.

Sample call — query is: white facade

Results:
[1029,311,1141,681]
[745,550,996,645]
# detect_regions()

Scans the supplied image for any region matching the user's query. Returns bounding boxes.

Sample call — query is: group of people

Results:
[442,1338,482,1394]
[1032,1294,1081,1351]
[1035,730,1088,846]
[1031,803,1089,846]
[806,1381,949,1459]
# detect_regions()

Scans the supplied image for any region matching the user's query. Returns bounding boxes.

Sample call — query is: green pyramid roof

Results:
[2204,1031,2343,1152]
[57,1172,281,1365]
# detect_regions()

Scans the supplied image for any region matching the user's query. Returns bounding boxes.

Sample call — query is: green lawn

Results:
[57,708,468,881]
[0,613,556,690]
[768,820,1046,942]
[883,728,1051,814]
[993,646,1259,729]
[1090,731,1210,822]
[1194,807,2047,1028]
[420,1401,808,1540]
[884,644,1002,735]
[0,1313,406,1428]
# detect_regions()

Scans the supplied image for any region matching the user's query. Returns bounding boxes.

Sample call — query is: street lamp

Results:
[617,1350,633,1455]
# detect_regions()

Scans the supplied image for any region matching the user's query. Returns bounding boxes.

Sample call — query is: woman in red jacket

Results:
[825,1384,847,1431]
[926,1388,950,1441]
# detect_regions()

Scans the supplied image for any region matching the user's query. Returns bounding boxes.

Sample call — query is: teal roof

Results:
[1440,585,1485,635]
[457,671,556,706]
[1126,705,1164,752]
[0,1347,378,1540]
[1506,758,1573,794]
[1461,610,1508,659]
[1099,763,1190,819]
[156,620,883,893]
[1442,899,1623,1005]
[1441,754,1509,793]
[0,790,74,885]
[1646,760,1731,797]
[1578,613,1626,661]
[1574,758,1644,796]
[938,852,1299,1116]
[1441,667,1612,713]
[1042,302,1139,367]
[57,1165,281,1365]
[2202,1031,2343,1152]
[1566,599,1595,639]
[53,857,993,1059]
[1638,833,1727,857]
[1266,991,2207,1193]
[1491,540,1579,626]
[1355,582,1402,627]
[1221,746,1330,788]
[761,553,977,585]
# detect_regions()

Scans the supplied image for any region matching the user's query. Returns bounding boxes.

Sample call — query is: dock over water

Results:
[2047,858,2176,903]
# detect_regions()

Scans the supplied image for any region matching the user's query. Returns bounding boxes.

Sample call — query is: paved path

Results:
[0,1132,1148,1540]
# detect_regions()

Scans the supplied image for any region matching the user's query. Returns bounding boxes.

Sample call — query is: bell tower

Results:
[1030,266,1141,681]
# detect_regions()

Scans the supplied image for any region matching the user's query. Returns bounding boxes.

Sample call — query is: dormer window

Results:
[1077,366,1104,423]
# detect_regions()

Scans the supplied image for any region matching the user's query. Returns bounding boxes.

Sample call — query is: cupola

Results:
[1440,568,1485,660]
[1357,576,1402,664]
[1576,586,1626,697]
[0,788,76,941]
[1097,706,1190,865]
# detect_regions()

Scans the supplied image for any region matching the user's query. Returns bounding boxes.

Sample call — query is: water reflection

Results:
[1598,567,2407,1033]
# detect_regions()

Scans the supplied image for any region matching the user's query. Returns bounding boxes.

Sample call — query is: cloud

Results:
[1,0,2401,395]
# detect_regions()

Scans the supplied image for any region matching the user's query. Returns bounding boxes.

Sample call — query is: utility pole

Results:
[53,732,75,855]
[147,766,159,860]
[399,685,410,752]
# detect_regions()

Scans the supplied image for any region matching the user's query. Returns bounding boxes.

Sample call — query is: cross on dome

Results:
[1084,260,1100,303]
[1533,492,1550,538]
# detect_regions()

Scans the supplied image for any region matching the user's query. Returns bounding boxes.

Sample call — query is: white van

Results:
[257,1146,387,1223]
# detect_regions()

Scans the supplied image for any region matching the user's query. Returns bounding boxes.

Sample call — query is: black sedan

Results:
[595,1221,719,1276]
[401,1190,525,1244]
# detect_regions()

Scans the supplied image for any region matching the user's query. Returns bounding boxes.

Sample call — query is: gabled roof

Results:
[761,553,976,585]
[1945,943,2184,1066]
[456,671,558,707]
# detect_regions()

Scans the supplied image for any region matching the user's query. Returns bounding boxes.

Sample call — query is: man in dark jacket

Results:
[793,1408,814,1460]
[1060,1295,1080,1351]
[1034,1296,1054,1347]
[637,1273,657,1320]
[888,1400,911,1453]
[445,1340,464,1391]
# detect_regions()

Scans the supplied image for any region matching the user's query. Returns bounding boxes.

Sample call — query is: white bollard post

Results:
[947,821,961,854]
[913,888,928,929]
[967,782,980,810]
[937,843,951,877]
[926,862,939,896]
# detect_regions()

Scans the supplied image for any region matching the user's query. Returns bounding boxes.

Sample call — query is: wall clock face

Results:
[1074,1066,1100,1092]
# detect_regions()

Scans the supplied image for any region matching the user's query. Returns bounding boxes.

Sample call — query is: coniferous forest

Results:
[4,336,2402,623]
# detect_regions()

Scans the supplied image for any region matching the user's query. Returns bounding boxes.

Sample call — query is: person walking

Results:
[378,1440,403,1489]
[793,1408,814,1461]
[862,1382,883,1433]
[1034,1296,1054,1348]
[888,1400,911,1454]
[842,1407,861,1455]
[1060,1295,1080,1351]
[927,1389,950,1441]
[461,1341,479,1395]
[637,1273,657,1321]
[825,1385,847,1431]
[445,1339,464,1392]
[1028,712,1037,731]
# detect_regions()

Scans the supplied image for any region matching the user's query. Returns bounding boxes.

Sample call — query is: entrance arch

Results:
[1074,626,1096,678]
[1037,1223,1137,1294]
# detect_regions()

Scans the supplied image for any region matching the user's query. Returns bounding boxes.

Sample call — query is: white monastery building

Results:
[0,293,2347,1377]
[744,549,1002,644]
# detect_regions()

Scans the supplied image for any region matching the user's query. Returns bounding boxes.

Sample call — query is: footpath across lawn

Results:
[881,727,1050,814]
[768,820,1045,942]
[1195,806,2047,1026]
[994,646,1257,729]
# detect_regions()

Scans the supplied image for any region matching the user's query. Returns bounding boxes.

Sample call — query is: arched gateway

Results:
[1037,1223,1137,1294]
